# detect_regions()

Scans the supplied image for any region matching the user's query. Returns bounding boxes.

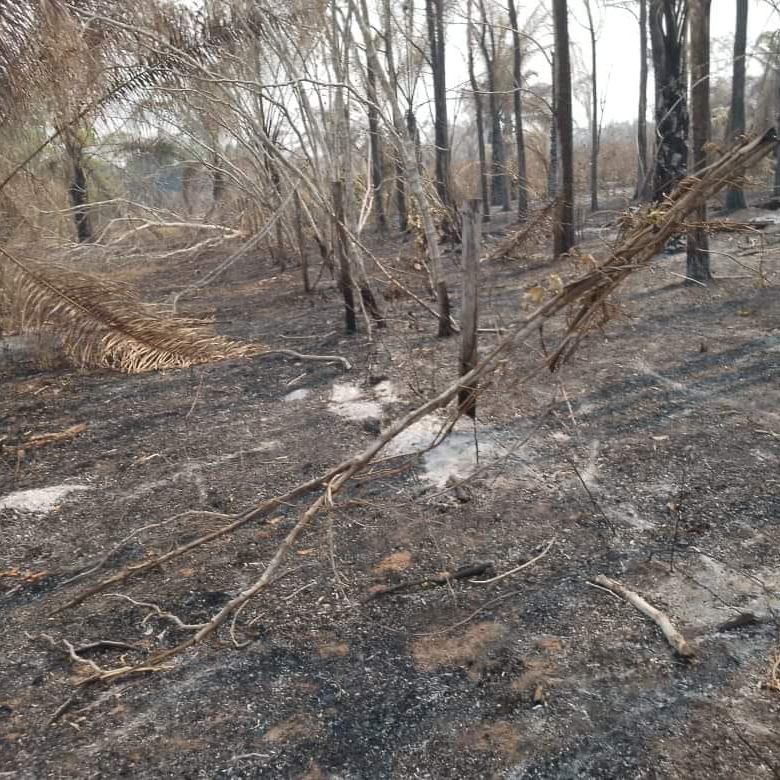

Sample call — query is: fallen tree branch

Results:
[364,562,492,600]
[592,574,696,659]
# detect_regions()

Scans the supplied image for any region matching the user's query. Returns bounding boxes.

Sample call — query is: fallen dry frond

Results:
[768,646,780,693]
[0,247,262,373]
[482,200,556,264]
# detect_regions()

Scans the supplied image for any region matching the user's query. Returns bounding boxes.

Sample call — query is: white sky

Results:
[575,0,778,124]
[439,0,779,128]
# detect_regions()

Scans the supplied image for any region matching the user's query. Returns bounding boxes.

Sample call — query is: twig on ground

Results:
[591,574,696,658]
[0,423,87,455]
[73,640,140,654]
[58,510,232,588]
[364,562,492,601]
[566,454,615,536]
[469,538,555,585]
[106,594,207,630]
[186,372,204,418]
[47,691,82,727]
[262,349,351,370]
[38,633,106,675]
[413,589,525,637]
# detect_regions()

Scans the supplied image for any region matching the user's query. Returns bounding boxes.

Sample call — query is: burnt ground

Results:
[1,207,780,778]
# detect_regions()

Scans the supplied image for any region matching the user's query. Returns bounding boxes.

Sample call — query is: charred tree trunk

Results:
[636,0,650,201]
[458,199,480,418]
[395,159,409,232]
[293,191,310,293]
[507,0,528,220]
[426,0,451,208]
[478,0,510,212]
[552,0,574,257]
[548,52,558,200]
[64,134,92,244]
[468,0,491,221]
[212,153,224,203]
[686,0,711,283]
[406,108,422,167]
[366,50,388,233]
[332,181,357,333]
[68,156,92,244]
[650,0,688,203]
[725,0,748,211]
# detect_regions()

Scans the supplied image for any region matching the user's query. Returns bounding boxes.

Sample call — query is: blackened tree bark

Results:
[650,0,688,203]
[636,0,650,200]
[212,153,225,203]
[584,0,600,212]
[467,0,491,221]
[63,132,92,244]
[332,180,356,333]
[366,50,388,232]
[406,108,422,166]
[548,51,558,200]
[725,0,748,211]
[506,0,528,220]
[478,0,511,212]
[686,0,711,283]
[552,0,574,257]
[425,0,451,208]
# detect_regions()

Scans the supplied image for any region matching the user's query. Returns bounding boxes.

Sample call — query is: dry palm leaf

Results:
[0,247,262,373]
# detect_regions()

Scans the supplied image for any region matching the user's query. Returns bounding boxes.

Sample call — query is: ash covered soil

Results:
[1,208,780,779]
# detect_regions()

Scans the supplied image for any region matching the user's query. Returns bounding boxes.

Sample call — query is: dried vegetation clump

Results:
[0,249,262,372]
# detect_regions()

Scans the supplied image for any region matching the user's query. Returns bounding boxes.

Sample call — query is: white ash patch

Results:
[328,382,383,420]
[373,380,400,403]
[384,416,502,487]
[0,484,89,514]
[283,388,311,402]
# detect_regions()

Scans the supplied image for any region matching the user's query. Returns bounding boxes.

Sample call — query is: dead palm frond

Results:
[0,247,262,373]
[0,0,65,117]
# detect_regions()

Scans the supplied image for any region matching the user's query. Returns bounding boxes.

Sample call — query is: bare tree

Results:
[382,1,409,232]
[467,0,491,221]
[582,0,601,212]
[425,0,452,208]
[725,0,748,211]
[478,0,511,212]
[548,51,558,200]
[636,0,650,200]
[552,0,575,257]
[365,42,389,232]
[506,0,528,219]
[686,0,712,283]
[355,0,453,335]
